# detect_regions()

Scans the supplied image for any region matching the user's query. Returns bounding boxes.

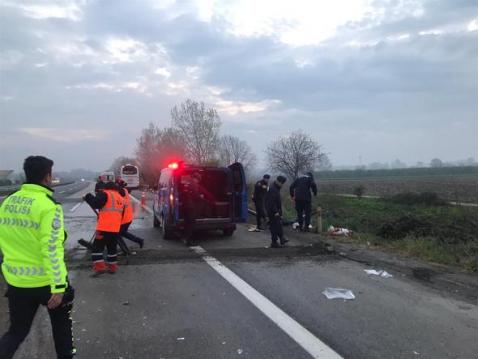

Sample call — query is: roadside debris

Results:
[322,287,356,300]
[177,337,185,341]
[327,226,353,237]
[364,269,393,278]
[248,225,261,232]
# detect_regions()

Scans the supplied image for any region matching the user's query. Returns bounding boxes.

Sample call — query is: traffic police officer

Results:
[0,155,76,359]
[84,181,125,274]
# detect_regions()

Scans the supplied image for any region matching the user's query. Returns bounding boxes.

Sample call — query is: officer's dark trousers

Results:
[269,216,284,245]
[92,231,118,264]
[183,206,196,240]
[120,222,143,245]
[254,200,266,228]
[0,285,75,359]
[295,200,312,229]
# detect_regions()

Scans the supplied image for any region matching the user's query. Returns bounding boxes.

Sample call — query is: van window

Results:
[179,170,229,201]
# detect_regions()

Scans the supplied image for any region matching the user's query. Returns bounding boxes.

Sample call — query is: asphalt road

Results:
[1,183,477,359]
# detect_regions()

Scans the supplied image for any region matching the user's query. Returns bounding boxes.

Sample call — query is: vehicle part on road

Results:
[322,288,356,300]
[364,269,393,278]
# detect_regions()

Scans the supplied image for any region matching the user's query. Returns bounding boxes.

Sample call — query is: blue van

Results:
[153,162,248,239]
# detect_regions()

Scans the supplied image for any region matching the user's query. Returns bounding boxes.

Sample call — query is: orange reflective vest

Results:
[122,188,134,225]
[96,190,124,233]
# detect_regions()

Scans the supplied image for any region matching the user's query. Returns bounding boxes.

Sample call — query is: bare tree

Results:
[266,131,324,180]
[171,99,221,164]
[135,123,186,186]
[317,153,332,171]
[218,135,257,173]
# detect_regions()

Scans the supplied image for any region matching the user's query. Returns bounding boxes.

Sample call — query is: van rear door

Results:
[228,162,247,223]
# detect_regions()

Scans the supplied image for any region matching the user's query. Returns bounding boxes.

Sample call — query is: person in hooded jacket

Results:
[289,172,317,232]
[116,179,144,248]
[265,175,288,248]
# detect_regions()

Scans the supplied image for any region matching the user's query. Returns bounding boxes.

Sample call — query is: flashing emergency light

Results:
[168,162,179,169]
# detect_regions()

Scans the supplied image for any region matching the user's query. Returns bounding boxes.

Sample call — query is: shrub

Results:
[353,184,366,199]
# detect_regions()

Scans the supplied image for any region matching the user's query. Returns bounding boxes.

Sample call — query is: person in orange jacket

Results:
[84,181,124,275]
[116,179,144,248]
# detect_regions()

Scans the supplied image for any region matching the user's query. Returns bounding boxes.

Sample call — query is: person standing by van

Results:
[182,172,203,245]
[265,175,288,248]
[84,181,124,274]
[289,171,317,232]
[252,174,270,231]
[0,156,76,359]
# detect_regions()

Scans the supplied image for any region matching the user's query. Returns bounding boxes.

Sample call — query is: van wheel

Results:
[153,214,160,228]
[223,228,234,237]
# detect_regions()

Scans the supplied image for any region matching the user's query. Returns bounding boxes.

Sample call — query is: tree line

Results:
[111,99,329,186]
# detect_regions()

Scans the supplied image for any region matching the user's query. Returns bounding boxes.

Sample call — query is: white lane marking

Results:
[190,246,343,359]
[130,194,153,214]
[70,202,82,212]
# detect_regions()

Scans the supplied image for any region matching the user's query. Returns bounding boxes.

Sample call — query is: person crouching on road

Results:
[252,174,270,231]
[84,181,124,275]
[116,179,144,248]
[0,156,76,359]
[265,175,288,248]
[289,171,317,232]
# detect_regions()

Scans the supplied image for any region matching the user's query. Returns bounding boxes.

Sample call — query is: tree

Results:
[218,135,257,173]
[110,156,137,176]
[135,123,186,186]
[266,131,324,181]
[430,158,443,168]
[171,99,221,164]
[317,153,332,171]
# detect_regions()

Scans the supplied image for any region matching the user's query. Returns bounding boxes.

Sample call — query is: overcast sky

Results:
[1,0,477,172]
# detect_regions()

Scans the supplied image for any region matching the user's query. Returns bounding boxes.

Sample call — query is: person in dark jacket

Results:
[289,172,317,232]
[181,172,204,246]
[252,174,270,230]
[265,175,288,248]
[94,176,105,193]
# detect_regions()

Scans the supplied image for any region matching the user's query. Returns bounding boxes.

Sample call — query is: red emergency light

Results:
[168,162,179,169]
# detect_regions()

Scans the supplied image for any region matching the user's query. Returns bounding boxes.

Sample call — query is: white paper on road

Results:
[322,288,356,300]
[364,269,393,278]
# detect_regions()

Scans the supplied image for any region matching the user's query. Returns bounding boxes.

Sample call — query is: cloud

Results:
[2,0,84,21]
[19,128,108,142]
[1,0,477,170]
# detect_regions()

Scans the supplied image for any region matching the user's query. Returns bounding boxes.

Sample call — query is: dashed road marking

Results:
[70,202,82,212]
[190,246,343,359]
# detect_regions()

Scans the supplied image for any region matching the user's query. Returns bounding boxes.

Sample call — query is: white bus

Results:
[119,164,140,190]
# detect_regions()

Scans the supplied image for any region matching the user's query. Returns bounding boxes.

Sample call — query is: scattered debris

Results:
[322,287,356,300]
[248,226,261,232]
[177,337,185,341]
[364,269,393,278]
[327,226,353,237]
[122,301,130,306]
[237,349,243,355]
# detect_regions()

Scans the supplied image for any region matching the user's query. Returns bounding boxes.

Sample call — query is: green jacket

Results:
[0,183,68,293]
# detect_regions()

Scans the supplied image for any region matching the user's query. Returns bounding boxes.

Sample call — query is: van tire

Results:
[153,214,160,228]
[223,228,234,237]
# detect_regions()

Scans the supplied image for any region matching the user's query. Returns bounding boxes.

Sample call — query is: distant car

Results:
[153,162,248,239]
[80,178,85,182]
[51,178,60,185]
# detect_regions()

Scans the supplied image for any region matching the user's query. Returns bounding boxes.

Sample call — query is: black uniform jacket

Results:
[289,176,317,202]
[265,183,283,217]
